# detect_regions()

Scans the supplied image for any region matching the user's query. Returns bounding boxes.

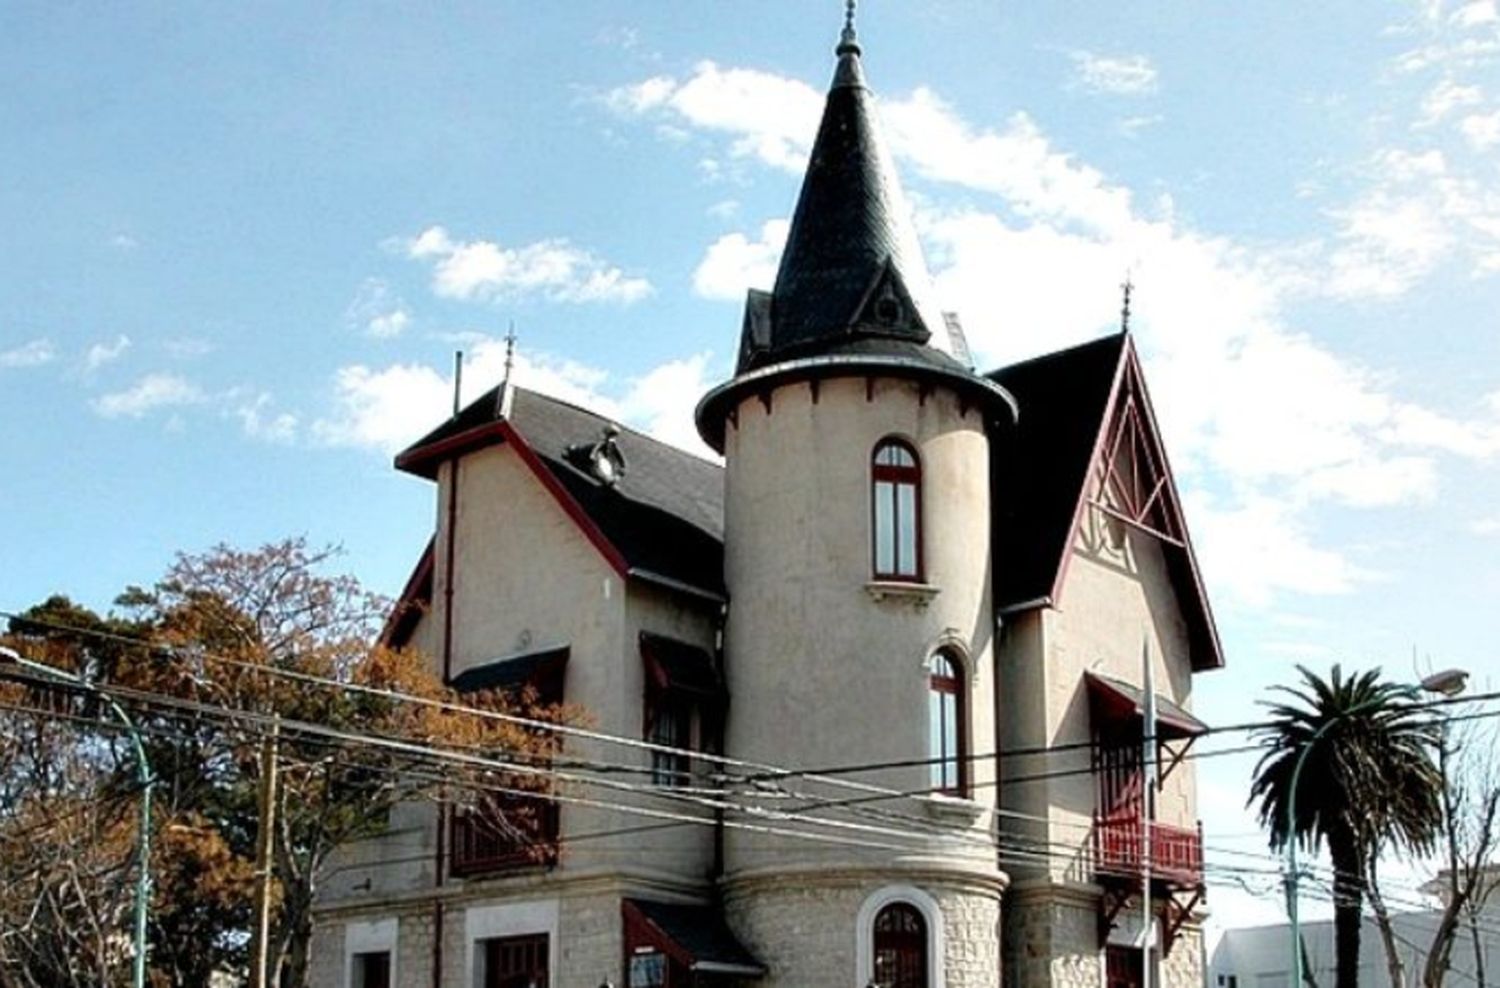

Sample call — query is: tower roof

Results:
[696,11,1015,449]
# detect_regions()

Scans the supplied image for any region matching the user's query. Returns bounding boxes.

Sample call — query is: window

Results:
[927,652,966,795]
[450,791,560,876]
[640,633,724,789]
[481,933,549,988]
[872,903,928,988]
[648,695,692,787]
[352,951,391,988]
[872,439,921,580]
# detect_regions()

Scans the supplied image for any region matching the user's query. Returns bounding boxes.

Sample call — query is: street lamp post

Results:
[0,646,154,988]
[1283,668,1467,988]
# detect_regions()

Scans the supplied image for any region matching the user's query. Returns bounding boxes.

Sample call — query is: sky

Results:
[3,0,1499,942]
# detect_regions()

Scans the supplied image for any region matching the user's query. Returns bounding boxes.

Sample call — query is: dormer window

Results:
[872,438,921,580]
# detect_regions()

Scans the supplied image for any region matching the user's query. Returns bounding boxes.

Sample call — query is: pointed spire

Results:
[747,4,951,369]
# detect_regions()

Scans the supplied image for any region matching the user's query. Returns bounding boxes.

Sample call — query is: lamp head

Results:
[1421,668,1470,698]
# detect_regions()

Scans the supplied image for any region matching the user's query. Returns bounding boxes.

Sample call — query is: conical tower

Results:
[701,11,1014,986]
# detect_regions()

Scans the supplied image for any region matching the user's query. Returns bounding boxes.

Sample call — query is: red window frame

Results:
[871,438,923,582]
[872,902,929,988]
[928,652,968,796]
[450,790,560,877]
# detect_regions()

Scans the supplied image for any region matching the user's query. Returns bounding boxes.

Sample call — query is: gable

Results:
[988,333,1223,671]
[394,386,726,600]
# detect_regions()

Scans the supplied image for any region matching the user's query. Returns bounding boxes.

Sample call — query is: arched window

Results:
[872,902,929,988]
[872,439,921,580]
[928,652,966,795]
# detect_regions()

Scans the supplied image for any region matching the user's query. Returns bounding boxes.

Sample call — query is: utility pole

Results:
[251,717,281,988]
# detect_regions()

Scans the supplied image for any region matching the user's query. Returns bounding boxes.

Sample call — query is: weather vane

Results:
[1120,273,1134,333]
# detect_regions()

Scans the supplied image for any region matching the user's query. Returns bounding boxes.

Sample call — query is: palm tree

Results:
[1249,665,1444,988]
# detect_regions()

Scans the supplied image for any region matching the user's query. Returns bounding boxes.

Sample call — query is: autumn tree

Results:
[2,538,563,987]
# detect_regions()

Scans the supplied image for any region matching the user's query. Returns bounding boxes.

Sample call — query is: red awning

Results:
[640,632,723,699]
[622,899,765,978]
[1085,672,1207,741]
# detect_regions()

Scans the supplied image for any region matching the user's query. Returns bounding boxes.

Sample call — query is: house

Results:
[309,11,1224,988]
[1209,869,1500,988]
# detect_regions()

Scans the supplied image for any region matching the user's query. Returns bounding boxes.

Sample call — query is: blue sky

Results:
[4,0,1499,935]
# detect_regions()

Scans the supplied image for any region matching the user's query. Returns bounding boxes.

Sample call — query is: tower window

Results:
[928,652,966,795]
[872,438,921,580]
[872,902,929,988]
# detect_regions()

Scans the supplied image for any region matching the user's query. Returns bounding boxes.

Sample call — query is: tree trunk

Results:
[1366,857,1405,988]
[1330,837,1365,988]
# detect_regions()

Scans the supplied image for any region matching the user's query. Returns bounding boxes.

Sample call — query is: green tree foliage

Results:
[0,538,564,987]
[1249,665,1444,988]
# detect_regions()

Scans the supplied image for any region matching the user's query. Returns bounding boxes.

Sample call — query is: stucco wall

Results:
[719,375,999,878]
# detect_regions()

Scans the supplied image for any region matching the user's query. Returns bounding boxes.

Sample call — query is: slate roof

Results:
[396,385,726,597]
[988,333,1129,610]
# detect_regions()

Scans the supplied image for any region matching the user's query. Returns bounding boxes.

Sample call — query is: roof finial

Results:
[503,320,517,387]
[1120,272,1134,334]
[838,0,861,56]
[496,321,518,418]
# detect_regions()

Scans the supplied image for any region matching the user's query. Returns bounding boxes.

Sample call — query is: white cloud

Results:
[1472,515,1500,536]
[83,334,131,373]
[345,278,412,338]
[1185,493,1377,607]
[1117,114,1164,138]
[314,336,716,460]
[604,62,823,173]
[164,337,214,360]
[1418,78,1482,124]
[233,392,298,444]
[93,373,204,418]
[1068,51,1159,96]
[402,226,652,305]
[693,219,788,300]
[0,338,56,369]
[1452,0,1499,27]
[1460,109,1500,146]
[109,233,139,250]
[610,59,1500,608]
[1323,147,1500,297]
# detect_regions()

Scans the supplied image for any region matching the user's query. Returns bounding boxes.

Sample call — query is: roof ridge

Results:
[985,330,1127,378]
[514,386,723,470]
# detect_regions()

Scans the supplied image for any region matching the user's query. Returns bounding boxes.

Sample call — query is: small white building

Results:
[1210,872,1500,988]
[310,12,1226,988]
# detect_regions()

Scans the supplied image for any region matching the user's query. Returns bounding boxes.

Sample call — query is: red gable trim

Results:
[379,536,435,649]
[496,419,631,579]
[1048,339,1132,608]
[395,421,508,478]
[1118,341,1224,671]
[395,414,631,580]
[1048,336,1225,671]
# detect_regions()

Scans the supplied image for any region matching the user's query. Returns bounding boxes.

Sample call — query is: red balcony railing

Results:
[450,794,559,877]
[1093,813,1203,888]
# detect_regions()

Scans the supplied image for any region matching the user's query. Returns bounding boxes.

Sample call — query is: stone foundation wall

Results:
[1005,885,1206,988]
[723,870,1003,988]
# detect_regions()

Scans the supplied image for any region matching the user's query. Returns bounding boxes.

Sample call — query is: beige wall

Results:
[319,440,724,924]
[719,375,999,879]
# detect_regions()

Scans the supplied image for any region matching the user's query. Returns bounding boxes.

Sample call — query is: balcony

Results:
[1092,812,1203,889]
[450,794,559,878]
